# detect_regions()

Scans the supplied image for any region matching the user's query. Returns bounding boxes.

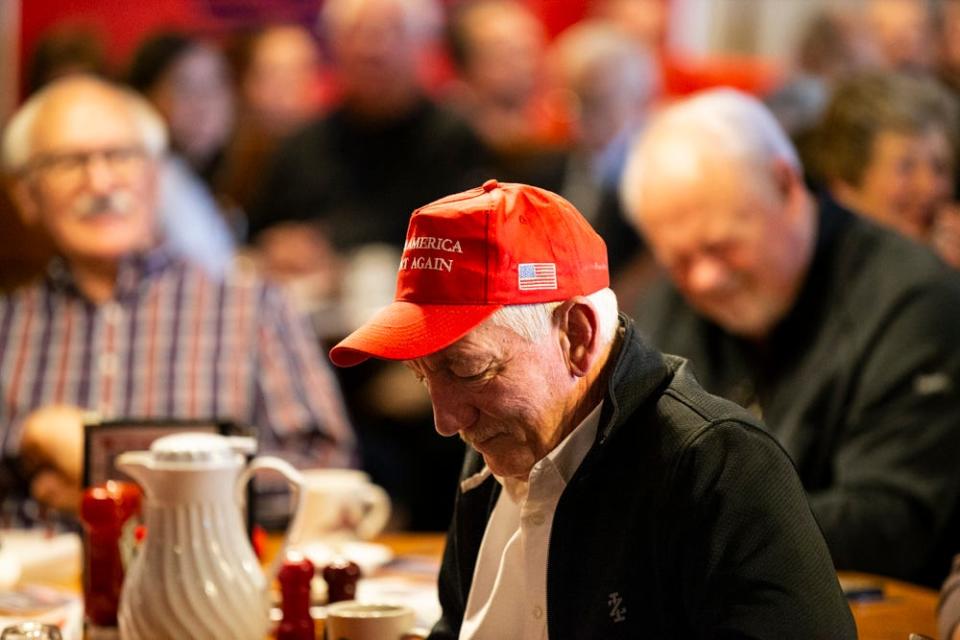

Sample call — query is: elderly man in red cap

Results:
[330,180,855,639]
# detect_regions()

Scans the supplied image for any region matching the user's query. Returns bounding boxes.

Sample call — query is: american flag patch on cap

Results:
[518,263,557,290]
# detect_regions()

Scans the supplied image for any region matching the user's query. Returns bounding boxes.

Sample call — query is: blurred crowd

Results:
[0,0,668,534]
[2,0,960,545]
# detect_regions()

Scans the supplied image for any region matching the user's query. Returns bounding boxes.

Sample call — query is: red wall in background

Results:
[526,0,588,39]
[18,0,589,78]
[20,0,214,70]
[17,0,320,98]
[18,0,778,105]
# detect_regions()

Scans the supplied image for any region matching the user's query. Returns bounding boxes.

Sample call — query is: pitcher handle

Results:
[236,456,306,578]
[356,483,392,540]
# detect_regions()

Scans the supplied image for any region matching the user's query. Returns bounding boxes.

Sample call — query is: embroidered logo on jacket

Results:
[608,592,627,622]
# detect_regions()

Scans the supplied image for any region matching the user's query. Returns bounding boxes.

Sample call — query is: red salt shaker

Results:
[276,554,316,640]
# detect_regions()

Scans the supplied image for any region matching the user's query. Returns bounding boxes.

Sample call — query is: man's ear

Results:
[556,297,599,377]
[8,176,41,226]
[771,157,801,202]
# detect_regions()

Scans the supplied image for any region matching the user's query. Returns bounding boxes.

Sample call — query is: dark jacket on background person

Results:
[429,319,856,640]
[247,99,490,250]
[635,196,960,586]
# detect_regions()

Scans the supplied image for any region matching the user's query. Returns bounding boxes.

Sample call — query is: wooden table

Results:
[284,535,940,640]
[25,532,942,639]
[262,532,444,639]
[264,531,446,564]
[840,571,939,640]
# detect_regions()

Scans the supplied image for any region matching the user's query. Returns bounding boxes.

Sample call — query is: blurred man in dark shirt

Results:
[248,0,489,255]
[622,87,960,586]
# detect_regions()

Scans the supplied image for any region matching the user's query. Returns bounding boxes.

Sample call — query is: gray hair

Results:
[321,0,443,45]
[1,75,167,173]
[620,88,800,222]
[486,287,620,347]
[550,19,659,105]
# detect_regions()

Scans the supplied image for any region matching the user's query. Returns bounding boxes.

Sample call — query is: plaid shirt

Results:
[0,248,356,470]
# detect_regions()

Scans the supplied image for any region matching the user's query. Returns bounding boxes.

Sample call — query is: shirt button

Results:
[529,512,545,526]
[103,303,121,324]
[482,178,499,192]
[99,353,118,375]
[532,606,543,619]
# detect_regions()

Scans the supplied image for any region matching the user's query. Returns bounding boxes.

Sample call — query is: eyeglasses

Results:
[23,146,150,185]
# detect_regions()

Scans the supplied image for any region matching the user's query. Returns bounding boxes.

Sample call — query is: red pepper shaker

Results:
[276,553,316,640]
[79,481,141,639]
[79,486,125,637]
[322,558,361,604]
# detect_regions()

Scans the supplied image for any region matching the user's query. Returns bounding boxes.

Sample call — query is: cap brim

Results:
[329,301,501,367]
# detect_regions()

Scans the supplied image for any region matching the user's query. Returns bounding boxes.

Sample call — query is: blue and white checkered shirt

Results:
[0,247,357,519]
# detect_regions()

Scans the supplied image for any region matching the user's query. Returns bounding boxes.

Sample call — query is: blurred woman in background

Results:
[127,32,238,274]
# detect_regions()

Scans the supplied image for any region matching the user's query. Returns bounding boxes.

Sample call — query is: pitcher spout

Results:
[114,451,155,491]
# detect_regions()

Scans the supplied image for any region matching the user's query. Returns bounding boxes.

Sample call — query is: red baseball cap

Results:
[328,179,609,366]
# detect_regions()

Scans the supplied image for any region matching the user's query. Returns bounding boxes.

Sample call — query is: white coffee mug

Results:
[325,602,423,640]
[288,469,391,543]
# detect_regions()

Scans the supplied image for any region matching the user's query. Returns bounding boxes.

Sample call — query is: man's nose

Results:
[429,383,479,438]
[685,255,728,295]
[81,153,119,192]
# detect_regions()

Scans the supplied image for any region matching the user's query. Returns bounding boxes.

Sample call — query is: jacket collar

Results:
[596,314,670,444]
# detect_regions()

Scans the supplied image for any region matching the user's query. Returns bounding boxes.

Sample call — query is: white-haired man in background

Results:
[0,75,355,521]
[330,179,855,639]
[622,87,960,586]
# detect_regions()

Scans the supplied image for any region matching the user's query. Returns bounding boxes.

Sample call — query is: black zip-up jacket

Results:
[635,197,960,587]
[429,319,856,639]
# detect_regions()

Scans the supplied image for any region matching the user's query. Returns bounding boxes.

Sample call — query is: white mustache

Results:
[72,191,135,219]
[460,425,507,448]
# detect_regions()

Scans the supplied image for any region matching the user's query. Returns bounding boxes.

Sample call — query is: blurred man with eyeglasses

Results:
[0,75,356,523]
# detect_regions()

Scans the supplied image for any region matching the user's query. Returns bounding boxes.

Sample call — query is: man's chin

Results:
[717,317,771,341]
[61,227,152,259]
[484,461,531,480]
[66,244,144,267]
[694,300,772,340]
[479,447,534,480]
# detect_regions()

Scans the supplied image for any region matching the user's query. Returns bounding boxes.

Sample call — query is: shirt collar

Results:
[459,401,604,497]
[45,244,178,301]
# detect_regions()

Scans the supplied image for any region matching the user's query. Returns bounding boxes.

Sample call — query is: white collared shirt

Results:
[458,403,603,640]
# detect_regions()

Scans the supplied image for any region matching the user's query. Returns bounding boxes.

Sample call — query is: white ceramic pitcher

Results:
[116,432,304,640]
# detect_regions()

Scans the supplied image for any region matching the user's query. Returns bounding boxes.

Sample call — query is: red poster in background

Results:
[525,0,589,39]
[17,0,777,104]
[17,0,586,76]
[17,0,319,99]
